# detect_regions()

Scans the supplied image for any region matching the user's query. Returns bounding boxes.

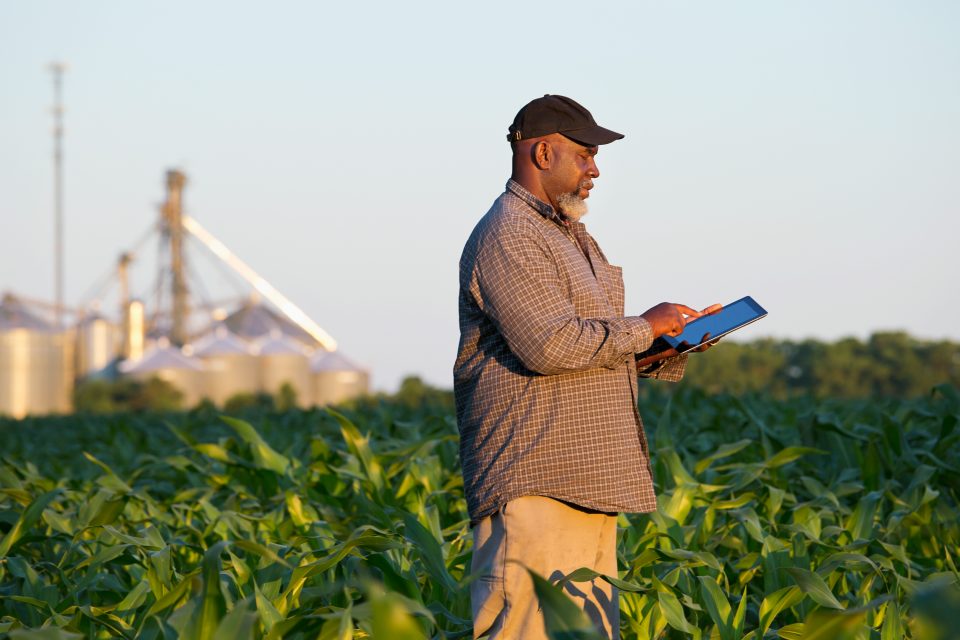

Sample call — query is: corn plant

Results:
[0,385,957,638]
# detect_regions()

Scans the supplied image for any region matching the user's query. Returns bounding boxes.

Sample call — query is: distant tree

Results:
[276,382,298,411]
[677,332,959,399]
[73,376,183,412]
[73,379,117,413]
[809,337,874,397]
[922,340,960,391]
[126,377,183,412]
[224,391,275,413]
[681,339,787,395]
[866,332,925,396]
[393,375,455,411]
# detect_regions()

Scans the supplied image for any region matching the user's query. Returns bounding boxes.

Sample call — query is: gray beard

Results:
[556,191,589,222]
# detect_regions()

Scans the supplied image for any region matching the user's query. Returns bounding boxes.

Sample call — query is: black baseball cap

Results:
[507,95,624,146]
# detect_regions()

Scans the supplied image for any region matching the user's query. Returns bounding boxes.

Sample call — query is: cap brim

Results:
[561,125,624,146]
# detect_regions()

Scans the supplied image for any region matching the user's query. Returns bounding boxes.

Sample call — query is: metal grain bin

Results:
[255,330,311,407]
[118,337,204,409]
[0,295,73,418]
[124,299,146,361]
[311,350,370,407]
[193,325,258,406]
[76,313,119,378]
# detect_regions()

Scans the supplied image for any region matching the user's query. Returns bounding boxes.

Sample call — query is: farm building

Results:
[0,170,369,418]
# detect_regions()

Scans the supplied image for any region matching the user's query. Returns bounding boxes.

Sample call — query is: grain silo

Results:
[118,337,204,409]
[4,168,366,418]
[0,294,73,418]
[124,299,146,361]
[193,325,258,406]
[255,330,312,407]
[311,350,370,407]
[75,313,119,378]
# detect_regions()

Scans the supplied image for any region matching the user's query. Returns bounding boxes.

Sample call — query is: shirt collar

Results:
[506,179,571,226]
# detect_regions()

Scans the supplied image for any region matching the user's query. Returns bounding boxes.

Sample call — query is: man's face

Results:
[544,135,600,220]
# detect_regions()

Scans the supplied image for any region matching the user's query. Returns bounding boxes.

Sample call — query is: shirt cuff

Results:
[610,316,654,356]
[639,352,688,381]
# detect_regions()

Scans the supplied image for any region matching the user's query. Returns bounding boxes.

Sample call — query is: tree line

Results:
[67,331,960,414]
[675,331,959,398]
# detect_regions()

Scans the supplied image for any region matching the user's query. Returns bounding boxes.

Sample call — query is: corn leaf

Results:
[800,609,866,640]
[221,416,290,474]
[527,569,603,639]
[0,488,61,557]
[786,568,844,610]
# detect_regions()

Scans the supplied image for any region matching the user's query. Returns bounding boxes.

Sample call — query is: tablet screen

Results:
[661,296,768,354]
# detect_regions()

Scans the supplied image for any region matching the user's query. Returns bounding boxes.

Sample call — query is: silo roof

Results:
[255,330,310,356]
[223,302,317,348]
[310,350,365,373]
[119,341,204,373]
[193,325,252,357]
[77,312,108,326]
[0,294,56,332]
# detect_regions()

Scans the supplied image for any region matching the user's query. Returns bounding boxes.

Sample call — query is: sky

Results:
[1,1,958,391]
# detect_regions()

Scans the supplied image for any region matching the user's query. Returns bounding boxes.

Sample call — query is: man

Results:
[454,95,719,639]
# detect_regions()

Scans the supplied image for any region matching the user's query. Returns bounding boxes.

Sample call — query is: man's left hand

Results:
[690,304,723,352]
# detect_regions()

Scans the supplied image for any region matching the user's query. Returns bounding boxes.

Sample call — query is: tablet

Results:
[661,296,768,355]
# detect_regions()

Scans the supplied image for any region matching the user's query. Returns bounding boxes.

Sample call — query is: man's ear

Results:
[532,140,552,170]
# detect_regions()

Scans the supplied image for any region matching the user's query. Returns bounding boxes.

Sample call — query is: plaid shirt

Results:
[454,180,687,522]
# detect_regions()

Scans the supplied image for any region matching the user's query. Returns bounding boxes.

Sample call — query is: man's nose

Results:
[588,158,600,179]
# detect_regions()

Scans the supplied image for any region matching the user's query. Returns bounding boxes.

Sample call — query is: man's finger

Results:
[701,304,723,315]
[692,332,711,352]
[675,304,701,318]
[701,338,721,350]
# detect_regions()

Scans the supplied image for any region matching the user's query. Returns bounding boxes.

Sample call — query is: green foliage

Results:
[275,383,298,412]
[387,376,455,413]
[224,392,276,414]
[680,332,960,398]
[71,378,117,413]
[73,376,184,413]
[528,569,604,639]
[0,386,958,638]
[74,380,306,416]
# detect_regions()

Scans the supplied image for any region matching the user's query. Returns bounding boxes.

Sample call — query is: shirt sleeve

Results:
[470,220,654,375]
[634,337,689,382]
[637,352,688,381]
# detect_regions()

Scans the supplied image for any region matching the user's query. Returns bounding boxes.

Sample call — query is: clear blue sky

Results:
[2,1,958,391]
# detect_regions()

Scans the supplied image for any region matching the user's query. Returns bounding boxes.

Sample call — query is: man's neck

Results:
[509,173,553,210]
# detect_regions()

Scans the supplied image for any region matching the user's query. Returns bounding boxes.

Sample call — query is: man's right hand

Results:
[640,302,710,338]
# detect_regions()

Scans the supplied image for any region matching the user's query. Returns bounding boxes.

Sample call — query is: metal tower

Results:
[49,62,67,329]
[161,169,189,345]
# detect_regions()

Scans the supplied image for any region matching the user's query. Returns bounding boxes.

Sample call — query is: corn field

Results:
[1,385,958,639]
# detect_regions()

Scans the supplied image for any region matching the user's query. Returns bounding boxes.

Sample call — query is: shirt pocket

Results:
[595,263,625,315]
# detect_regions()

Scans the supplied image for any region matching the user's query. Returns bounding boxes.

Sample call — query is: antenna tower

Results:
[49,62,67,329]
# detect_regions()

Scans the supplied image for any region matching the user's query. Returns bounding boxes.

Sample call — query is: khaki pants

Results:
[470,496,619,639]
